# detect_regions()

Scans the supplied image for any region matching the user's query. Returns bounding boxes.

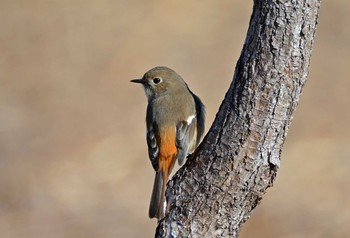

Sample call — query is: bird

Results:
[131,66,205,220]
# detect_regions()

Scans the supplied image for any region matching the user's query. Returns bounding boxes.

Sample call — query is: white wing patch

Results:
[186,115,196,125]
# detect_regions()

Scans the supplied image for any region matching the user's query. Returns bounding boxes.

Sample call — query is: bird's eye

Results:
[152,77,162,84]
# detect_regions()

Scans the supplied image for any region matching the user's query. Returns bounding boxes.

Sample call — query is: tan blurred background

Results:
[0,1,349,238]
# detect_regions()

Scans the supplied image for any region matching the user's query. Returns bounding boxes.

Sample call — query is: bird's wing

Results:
[146,103,159,171]
[175,117,197,166]
[146,124,159,171]
[190,91,206,146]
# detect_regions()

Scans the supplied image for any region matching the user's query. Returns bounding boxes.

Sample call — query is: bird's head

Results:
[131,66,187,100]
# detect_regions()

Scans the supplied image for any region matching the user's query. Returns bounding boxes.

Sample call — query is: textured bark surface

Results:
[155,0,320,237]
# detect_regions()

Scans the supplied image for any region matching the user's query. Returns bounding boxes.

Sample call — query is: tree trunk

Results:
[155,0,320,237]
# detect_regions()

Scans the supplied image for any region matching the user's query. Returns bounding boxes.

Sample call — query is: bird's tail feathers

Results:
[149,169,168,219]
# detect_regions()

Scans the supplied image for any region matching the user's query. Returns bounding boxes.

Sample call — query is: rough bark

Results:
[155,0,320,237]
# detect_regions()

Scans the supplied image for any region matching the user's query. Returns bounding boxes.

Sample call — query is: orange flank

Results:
[158,126,177,174]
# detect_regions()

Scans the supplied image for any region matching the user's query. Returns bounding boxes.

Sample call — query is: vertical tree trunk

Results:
[155,0,321,237]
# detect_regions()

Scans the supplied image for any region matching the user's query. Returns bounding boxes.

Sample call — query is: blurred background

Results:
[0,1,349,237]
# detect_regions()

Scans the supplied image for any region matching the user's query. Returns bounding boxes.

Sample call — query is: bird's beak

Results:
[130,78,145,84]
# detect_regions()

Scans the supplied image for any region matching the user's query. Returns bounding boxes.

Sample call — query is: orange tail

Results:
[149,169,169,219]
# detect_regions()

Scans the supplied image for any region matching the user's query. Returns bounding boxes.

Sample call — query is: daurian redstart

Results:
[131,66,205,219]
